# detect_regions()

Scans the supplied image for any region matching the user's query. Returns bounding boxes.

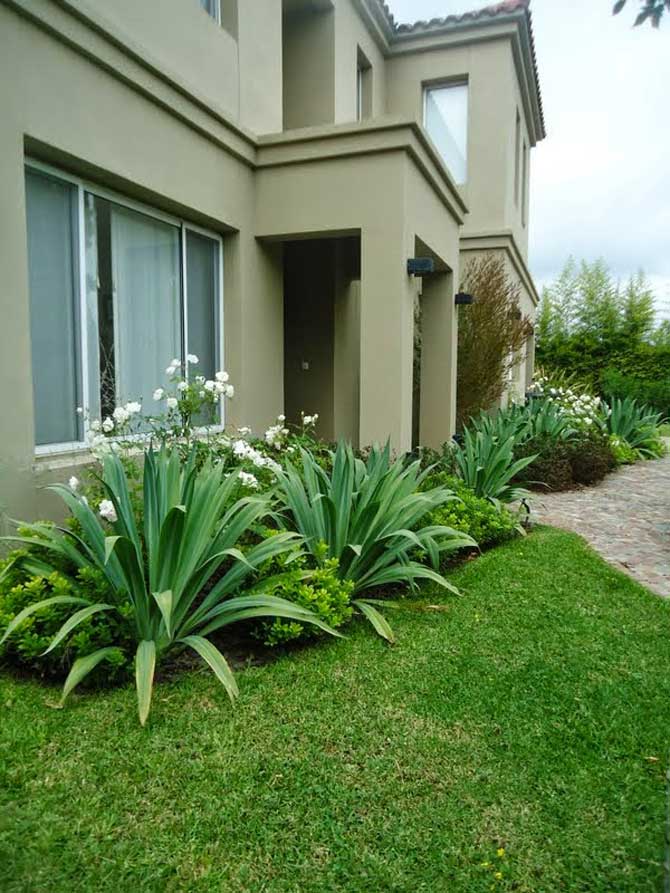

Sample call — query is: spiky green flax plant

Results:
[275,441,476,642]
[0,446,340,724]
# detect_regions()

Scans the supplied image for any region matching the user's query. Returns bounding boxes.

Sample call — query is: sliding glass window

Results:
[25,163,223,450]
[25,170,82,446]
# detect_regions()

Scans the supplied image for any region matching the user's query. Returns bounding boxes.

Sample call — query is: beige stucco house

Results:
[0,0,544,521]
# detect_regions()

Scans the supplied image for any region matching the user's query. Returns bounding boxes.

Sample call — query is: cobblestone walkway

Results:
[531,446,670,597]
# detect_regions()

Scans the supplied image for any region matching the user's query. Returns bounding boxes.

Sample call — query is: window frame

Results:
[521,140,528,227]
[199,0,221,25]
[25,158,225,457]
[422,78,469,186]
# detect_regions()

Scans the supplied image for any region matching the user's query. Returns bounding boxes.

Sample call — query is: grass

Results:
[2,527,670,892]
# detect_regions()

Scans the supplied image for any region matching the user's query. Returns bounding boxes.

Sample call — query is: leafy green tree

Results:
[573,259,620,348]
[536,258,670,413]
[620,272,656,343]
[613,0,668,27]
[652,318,670,347]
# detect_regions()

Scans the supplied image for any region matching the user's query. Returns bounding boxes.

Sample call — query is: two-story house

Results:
[0,0,544,520]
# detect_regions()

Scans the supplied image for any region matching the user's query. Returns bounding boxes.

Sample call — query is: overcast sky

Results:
[386,0,670,317]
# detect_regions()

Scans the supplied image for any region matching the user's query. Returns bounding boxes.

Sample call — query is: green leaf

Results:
[104,536,121,564]
[152,590,174,638]
[0,596,89,646]
[179,635,239,703]
[135,640,157,726]
[61,647,124,704]
[353,600,395,644]
[42,603,114,655]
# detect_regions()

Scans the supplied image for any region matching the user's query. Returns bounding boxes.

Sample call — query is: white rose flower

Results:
[125,401,142,415]
[186,354,199,364]
[113,406,129,424]
[90,419,102,433]
[177,381,189,392]
[153,388,165,401]
[195,375,206,384]
[225,385,234,398]
[238,426,252,436]
[102,417,115,433]
[68,476,79,491]
[166,397,179,410]
[204,380,216,392]
[277,414,286,422]
[215,371,230,383]
[98,499,117,523]
[239,471,259,489]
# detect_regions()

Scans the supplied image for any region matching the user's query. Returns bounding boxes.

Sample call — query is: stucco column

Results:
[359,226,414,453]
[0,128,39,526]
[419,272,458,447]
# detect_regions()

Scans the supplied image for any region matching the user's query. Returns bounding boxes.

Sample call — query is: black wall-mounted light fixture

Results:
[407,257,435,276]
[455,292,474,305]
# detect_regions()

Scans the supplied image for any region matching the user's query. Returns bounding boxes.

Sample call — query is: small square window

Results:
[199,0,220,24]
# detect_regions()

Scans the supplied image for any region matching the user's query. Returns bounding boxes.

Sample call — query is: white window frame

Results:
[25,158,225,457]
[422,79,469,185]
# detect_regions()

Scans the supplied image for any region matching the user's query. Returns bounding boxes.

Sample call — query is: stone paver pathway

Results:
[531,445,670,597]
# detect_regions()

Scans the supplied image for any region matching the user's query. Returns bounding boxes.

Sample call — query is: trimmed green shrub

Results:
[601,367,670,418]
[514,433,615,491]
[422,474,519,551]
[513,436,574,492]
[566,433,616,485]
[0,553,132,682]
[253,554,354,647]
[609,434,638,466]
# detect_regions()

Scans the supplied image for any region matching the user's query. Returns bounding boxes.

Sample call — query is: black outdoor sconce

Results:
[407,257,435,276]
[455,292,474,306]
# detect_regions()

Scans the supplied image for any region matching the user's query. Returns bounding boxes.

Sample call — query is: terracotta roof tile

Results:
[392,0,530,34]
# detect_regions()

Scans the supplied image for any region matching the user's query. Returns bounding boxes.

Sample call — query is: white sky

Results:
[386,0,670,319]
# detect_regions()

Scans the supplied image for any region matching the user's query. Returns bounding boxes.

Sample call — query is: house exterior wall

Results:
[0,0,543,523]
[387,34,522,251]
[333,0,387,122]
[0,0,281,522]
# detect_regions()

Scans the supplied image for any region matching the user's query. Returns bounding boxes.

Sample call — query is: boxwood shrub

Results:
[0,550,133,682]
[422,473,520,551]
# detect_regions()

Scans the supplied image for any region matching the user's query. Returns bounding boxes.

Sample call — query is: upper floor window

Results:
[25,163,223,451]
[199,0,221,23]
[424,82,468,185]
[356,47,372,121]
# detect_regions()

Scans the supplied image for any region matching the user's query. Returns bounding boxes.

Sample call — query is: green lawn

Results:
[2,528,669,892]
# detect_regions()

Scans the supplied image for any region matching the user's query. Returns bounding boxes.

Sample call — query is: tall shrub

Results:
[456,255,533,427]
